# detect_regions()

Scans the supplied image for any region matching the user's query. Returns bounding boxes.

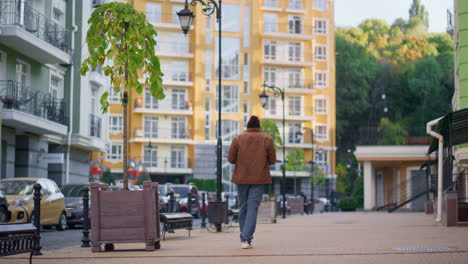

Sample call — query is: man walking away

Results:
[228,116,276,249]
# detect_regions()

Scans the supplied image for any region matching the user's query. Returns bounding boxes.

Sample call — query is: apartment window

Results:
[315,98,327,113]
[288,0,302,9]
[216,120,239,141]
[243,101,249,129]
[265,97,277,115]
[109,88,120,103]
[243,81,249,95]
[288,42,301,61]
[288,69,302,88]
[172,5,184,24]
[264,0,278,8]
[109,115,123,133]
[171,117,186,139]
[16,60,30,86]
[244,6,250,47]
[205,99,211,140]
[315,125,328,140]
[205,50,212,90]
[49,75,62,99]
[264,67,277,86]
[314,150,328,166]
[206,16,212,44]
[144,145,158,168]
[53,8,63,25]
[315,72,327,87]
[168,61,189,81]
[146,3,161,23]
[264,40,277,60]
[315,19,327,34]
[315,46,327,60]
[314,0,327,10]
[216,85,239,113]
[172,89,186,110]
[107,144,122,161]
[171,146,185,168]
[288,123,302,143]
[222,4,240,32]
[264,13,278,33]
[216,37,240,80]
[145,88,158,109]
[288,16,302,34]
[288,96,301,116]
[144,116,158,138]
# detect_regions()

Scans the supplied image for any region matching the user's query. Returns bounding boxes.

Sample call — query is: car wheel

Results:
[0,206,8,222]
[56,213,67,231]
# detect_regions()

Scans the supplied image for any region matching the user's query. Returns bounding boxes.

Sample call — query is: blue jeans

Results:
[237,184,264,242]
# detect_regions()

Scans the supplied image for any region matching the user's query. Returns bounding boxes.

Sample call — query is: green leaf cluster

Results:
[285,148,306,172]
[80,2,165,113]
[136,170,151,186]
[100,169,116,186]
[260,119,283,148]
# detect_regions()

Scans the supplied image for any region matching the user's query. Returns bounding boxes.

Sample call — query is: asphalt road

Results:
[40,218,203,251]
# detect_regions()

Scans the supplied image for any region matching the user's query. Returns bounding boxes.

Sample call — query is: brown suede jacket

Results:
[228,128,276,184]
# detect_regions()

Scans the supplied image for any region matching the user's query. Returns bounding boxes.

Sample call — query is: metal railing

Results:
[264,77,314,90]
[89,114,102,138]
[263,23,315,35]
[135,127,192,140]
[155,41,193,54]
[162,71,193,82]
[0,1,71,54]
[0,80,67,125]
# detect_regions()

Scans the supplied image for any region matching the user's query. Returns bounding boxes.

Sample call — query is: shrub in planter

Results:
[338,198,358,211]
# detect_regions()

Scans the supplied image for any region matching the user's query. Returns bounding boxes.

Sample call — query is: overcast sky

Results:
[335,0,454,33]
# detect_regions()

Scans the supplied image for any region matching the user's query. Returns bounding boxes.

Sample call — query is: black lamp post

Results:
[178,0,224,232]
[303,127,314,214]
[259,82,287,219]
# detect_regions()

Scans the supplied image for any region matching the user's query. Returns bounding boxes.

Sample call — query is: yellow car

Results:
[0,178,67,231]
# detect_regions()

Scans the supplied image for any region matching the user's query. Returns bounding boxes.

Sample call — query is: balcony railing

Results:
[264,77,314,90]
[91,65,104,75]
[155,41,193,55]
[134,127,192,140]
[162,71,193,83]
[263,23,315,36]
[0,1,71,54]
[0,80,67,125]
[89,114,102,138]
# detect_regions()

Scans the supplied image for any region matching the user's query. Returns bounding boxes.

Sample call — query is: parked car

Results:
[61,184,89,228]
[0,184,10,222]
[0,178,67,230]
[222,191,237,209]
[158,184,179,212]
[170,184,200,218]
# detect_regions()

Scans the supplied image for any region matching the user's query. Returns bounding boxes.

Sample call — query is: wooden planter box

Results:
[90,181,161,252]
[287,197,304,215]
[258,201,277,223]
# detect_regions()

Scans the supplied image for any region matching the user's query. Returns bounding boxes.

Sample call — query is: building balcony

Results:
[0,80,68,136]
[89,65,107,87]
[263,113,315,121]
[269,162,310,177]
[264,78,316,93]
[0,1,71,64]
[130,128,194,144]
[263,23,315,40]
[161,71,193,87]
[156,41,193,58]
[134,101,193,116]
[263,57,315,67]
[143,157,193,174]
[148,15,194,31]
[89,114,102,138]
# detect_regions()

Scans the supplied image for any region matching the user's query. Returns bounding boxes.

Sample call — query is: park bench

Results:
[0,223,37,264]
[160,213,193,240]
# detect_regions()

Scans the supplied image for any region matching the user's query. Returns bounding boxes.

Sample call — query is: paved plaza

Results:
[2,212,468,264]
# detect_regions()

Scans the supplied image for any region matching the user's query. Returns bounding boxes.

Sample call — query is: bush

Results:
[352,177,364,208]
[338,198,358,211]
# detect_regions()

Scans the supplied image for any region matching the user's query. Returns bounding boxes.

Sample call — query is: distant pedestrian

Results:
[300,192,309,215]
[228,116,276,249]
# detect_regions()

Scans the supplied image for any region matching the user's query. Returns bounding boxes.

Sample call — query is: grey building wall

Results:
[15,135,48,178]
[48,145,90,186]
[1,128,16,179]
[193,144,217,180]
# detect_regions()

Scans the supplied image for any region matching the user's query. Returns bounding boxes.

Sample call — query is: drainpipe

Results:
[426,117,443,223]
[65,0,78,184]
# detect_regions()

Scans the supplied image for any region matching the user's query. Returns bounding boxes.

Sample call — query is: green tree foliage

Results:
[286,148,306,195]
[377,118,408,145]
[80,3,164,190]
[100,169,115,186]
[335,164,347,194]
[136,170,151,186]
[409,0,429,28]
[261,119,283,148]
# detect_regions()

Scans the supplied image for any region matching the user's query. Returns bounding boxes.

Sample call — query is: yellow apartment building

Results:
[93,0,336,197]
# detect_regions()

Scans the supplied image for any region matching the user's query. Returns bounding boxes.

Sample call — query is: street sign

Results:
[42,153,64,164]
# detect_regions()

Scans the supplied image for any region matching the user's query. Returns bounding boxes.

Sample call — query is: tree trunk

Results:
[122,91,128,190]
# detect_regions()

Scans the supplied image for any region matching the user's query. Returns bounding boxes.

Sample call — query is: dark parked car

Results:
[170,184,200,218]
[0,184,9,222]
[61,184,88,228]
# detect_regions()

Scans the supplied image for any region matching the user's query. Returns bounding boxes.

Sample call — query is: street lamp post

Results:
[259,82,287,219]
[178,0,224,232]
[303,127,314,214]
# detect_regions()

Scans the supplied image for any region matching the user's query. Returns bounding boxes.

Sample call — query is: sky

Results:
[335,0,454,33]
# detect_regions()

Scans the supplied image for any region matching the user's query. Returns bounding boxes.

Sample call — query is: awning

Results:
[427,108,468,154]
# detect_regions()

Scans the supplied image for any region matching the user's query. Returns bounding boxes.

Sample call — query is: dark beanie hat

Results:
[247,116,260,128]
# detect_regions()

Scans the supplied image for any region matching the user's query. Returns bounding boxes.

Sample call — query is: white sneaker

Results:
[241,241,252,249]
